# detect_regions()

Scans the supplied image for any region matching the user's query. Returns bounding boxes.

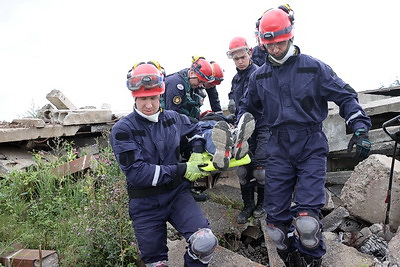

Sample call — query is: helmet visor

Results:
[127,74,163,91]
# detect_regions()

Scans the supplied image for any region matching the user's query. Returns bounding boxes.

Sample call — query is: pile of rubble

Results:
[165,154,400,266]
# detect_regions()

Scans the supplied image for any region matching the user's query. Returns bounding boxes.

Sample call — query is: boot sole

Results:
[212,121,233,170]
[233,113,255,160]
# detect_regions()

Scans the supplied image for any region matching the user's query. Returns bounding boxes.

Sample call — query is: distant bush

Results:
[0,136,140,266]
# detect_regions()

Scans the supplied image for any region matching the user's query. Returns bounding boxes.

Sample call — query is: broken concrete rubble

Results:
[46,89,77,110]
[341,154,400,232]
[2,88,400,265]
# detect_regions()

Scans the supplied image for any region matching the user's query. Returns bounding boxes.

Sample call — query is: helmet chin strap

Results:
[268,39,296,66]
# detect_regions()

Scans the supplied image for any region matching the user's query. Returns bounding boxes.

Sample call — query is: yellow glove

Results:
[189,152,203,163]
[184,162,209,182]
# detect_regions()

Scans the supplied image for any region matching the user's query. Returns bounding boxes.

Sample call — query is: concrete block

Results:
[0,125,81,143]
[341,154,400,231]
[322,206,350,232]
[12,118,45,128]
[46,89,77,110]
[52,109,112,125]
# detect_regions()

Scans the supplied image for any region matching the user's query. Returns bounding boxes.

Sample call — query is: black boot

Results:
[299,253,322,267]
[190,188,208,202]
[277,250,301,267]
[253,186,265,217]
[237,186,255,224]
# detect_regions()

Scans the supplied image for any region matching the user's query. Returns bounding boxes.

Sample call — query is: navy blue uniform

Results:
[240,46,371,258]
[163,69,221,121]
[228,62,259,117]
[110,109,210,266]
[251,45,267,67]
[205,86,222,113]
[231,62,265,183]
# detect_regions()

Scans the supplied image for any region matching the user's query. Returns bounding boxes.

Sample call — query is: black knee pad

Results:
[294,211,321,249]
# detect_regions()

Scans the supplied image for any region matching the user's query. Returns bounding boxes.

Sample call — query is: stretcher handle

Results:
[382,115,400,142]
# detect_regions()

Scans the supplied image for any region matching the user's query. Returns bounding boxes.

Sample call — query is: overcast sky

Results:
[1,0,399,121]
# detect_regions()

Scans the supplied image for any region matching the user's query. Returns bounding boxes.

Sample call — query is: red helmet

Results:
[210,62,224,85]
[226,37,250,59]
[191,58,215,83]
[126,63,165,97]
[259,8,294,44]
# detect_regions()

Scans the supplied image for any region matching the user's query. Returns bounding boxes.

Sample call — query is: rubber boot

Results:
[277,250,301,267]
[253,186,265,217]
[299,253,322,267]
[237,186,255,224]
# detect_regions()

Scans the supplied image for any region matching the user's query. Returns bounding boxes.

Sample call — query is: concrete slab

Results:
[46,89,77,110]
[12,118,45,128]
[0,125,81,143]
[51,109,112,125]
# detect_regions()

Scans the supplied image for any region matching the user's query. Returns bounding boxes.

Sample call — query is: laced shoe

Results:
[211,121,233,170]
[233,112,255,160]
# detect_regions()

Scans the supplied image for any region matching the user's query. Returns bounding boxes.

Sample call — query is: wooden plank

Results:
[0,249,58,267]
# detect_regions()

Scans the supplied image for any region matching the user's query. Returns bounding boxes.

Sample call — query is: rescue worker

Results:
[110,62,218,266]
[204,60,224,114]
[226,36,267,224]
[239,6,372,266]
[162,57,221,123]
[251,12,268,67]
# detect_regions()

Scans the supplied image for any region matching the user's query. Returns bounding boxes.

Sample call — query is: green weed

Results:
[0,136,139,266]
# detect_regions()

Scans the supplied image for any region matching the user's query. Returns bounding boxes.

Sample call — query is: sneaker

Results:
[212,121,233,170]
[233,112,255,160]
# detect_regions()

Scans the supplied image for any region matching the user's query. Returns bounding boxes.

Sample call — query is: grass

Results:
[0,136,140,266]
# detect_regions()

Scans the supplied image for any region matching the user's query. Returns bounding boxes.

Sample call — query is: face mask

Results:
[134,108,160,122]
[268,40,295,66]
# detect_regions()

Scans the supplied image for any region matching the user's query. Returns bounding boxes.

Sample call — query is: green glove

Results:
[184,161,209,182]
[188,152,203,163]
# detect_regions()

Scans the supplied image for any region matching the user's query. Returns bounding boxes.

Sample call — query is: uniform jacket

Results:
[162,69,221,120]
[228,62,259,116]
[110,109,205,190]
[240,46,372,132]
[251,45,267,67]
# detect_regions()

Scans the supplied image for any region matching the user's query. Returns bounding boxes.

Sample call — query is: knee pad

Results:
[236,166,248,185]
[266,224,295,251]
[187,228,218,264]
[294,211,321,249]
[252,168,265,185]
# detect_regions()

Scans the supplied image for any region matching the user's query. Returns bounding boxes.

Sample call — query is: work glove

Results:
[228,99,236,114]
[184,161,209,182]
[253,166,266,182]
[188,152,203,163]
[347,128,371,160]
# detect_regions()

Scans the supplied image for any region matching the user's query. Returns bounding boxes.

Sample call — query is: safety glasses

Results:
[192,64,215,82]
[265,40,288,50]
[127,74,163,91]
[226,47,249,59]
[211,76,224,85]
